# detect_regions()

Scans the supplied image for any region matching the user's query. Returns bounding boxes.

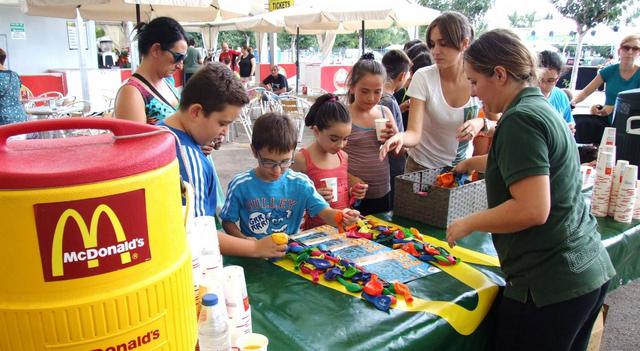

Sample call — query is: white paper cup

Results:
[600,127,616,147]
[320,177,338,202]
[236,333,269,351]
[374,118,387,141]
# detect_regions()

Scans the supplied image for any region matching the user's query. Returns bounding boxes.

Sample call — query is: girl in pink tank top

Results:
[291,93,368,230]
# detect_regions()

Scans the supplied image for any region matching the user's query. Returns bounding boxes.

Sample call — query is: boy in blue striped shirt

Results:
[221,113,359,240]
[161,63,286,258]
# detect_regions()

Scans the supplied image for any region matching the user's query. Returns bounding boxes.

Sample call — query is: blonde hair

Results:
[620,34,640,47]
[464,29,537,83]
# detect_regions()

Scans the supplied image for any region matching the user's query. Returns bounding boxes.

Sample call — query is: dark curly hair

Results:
[180,62,249,115]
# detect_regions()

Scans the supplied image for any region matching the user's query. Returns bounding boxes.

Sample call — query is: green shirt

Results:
[486,87,615,306]
[183,46,202,74]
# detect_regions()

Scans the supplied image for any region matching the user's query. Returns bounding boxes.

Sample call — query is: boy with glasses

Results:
[221,113,360,240]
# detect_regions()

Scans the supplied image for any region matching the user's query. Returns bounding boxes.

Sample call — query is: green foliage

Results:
[95,27,106,38]
[508,11,537,28]
[550,0,637,34]
[277,33,318,51]
[334,32,360,49]
[186,32,204,47]
[217,30,255,49]
[419,0,494,29]
[365,27,411,49]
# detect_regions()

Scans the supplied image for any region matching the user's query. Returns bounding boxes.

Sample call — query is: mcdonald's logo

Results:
[35,189,151,282]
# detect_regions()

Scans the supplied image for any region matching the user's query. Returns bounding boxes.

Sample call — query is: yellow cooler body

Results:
[0,119,197,350]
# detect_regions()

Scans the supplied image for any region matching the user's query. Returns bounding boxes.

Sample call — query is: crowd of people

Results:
[4,11,638,350]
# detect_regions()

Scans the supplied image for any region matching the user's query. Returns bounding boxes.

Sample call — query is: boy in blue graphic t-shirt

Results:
[221,113,360,239]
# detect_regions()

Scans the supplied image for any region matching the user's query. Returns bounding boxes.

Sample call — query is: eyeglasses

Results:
[540,76,559,84]
[257,153,294,170]
[621,45,640,53]
[167,49,187,63]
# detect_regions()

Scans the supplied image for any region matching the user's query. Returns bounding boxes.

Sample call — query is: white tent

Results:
[21,0,253,22]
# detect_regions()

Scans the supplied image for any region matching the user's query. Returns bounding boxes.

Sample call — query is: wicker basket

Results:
[393,168,488,228]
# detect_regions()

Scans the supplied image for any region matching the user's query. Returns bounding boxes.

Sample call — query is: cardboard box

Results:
[587,304,608,351]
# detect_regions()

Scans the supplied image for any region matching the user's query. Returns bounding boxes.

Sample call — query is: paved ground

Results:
[213,126,638,351]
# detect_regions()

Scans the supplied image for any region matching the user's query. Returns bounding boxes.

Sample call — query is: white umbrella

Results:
[21,0,252,22]
[284,0,439,54]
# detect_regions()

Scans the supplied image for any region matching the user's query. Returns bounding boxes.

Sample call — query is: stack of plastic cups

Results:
[591,151,615,217]
[608,160,629,217]
[614,165,638,223]
[197,216,227,316]
[634,180,640,220]
[223,265,252,348]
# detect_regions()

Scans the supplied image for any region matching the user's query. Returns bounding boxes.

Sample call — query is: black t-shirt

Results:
[238,53,254,78]
[262,74,288,91]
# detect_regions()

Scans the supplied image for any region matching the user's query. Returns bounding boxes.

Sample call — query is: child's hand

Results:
[380,120,396,142]
[254,236,287,258]
[400,100,410,113]
[201,144,214,155]
[452,159,472,175]
[351,182,368,200]
[341,208,360,226]
[317,187,334,202]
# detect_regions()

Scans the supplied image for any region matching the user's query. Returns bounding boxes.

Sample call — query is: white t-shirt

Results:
[406,65,480,169]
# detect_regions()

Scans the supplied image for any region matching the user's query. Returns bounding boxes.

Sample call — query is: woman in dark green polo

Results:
[448,29,615,351]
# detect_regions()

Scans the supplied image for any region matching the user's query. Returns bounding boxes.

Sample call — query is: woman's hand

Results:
[452,158,473,175]
[379,133,404,160]
[590,104,613,117]
[456,118,483,141]
[446,218,473,248]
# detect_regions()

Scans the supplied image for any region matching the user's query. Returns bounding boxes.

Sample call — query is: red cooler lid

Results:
[0,118,177,189]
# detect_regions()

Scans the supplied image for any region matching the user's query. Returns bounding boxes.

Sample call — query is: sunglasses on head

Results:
[166,49,187,63]
[621,45,640,53]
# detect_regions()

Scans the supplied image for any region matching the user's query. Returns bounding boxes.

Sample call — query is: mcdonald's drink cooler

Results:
[0,119,197,350]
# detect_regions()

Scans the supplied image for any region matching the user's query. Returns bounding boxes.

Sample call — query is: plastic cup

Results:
[374,118,387,141]
[236,333,269,351]
[321,177,338,202]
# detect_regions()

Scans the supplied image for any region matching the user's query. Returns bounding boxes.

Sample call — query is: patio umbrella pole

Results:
[295,26,300,95]
[361,20,365,56]
[136,4,140,25]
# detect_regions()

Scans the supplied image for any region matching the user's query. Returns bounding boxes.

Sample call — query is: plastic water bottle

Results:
[198,293,231,351]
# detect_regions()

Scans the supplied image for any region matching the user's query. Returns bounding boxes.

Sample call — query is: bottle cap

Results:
[202,293,219,306]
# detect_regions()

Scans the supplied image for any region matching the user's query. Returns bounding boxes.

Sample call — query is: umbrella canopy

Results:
[283,0,439,31]
[21,0,252,22]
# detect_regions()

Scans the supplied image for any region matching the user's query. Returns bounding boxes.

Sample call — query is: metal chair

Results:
[279,96,310,147]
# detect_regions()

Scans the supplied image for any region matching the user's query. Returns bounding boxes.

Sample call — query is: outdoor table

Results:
[224,193,639,351]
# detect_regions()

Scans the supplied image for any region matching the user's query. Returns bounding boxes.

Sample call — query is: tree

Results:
[217,30,255,50]
[508,11,537,28]
[419,0,494,31]
[551,0,637,90]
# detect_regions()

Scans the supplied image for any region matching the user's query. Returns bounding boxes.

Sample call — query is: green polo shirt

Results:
[487,87,615,307]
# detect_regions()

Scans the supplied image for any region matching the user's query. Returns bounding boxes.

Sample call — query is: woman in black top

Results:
[238,44,256,83]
